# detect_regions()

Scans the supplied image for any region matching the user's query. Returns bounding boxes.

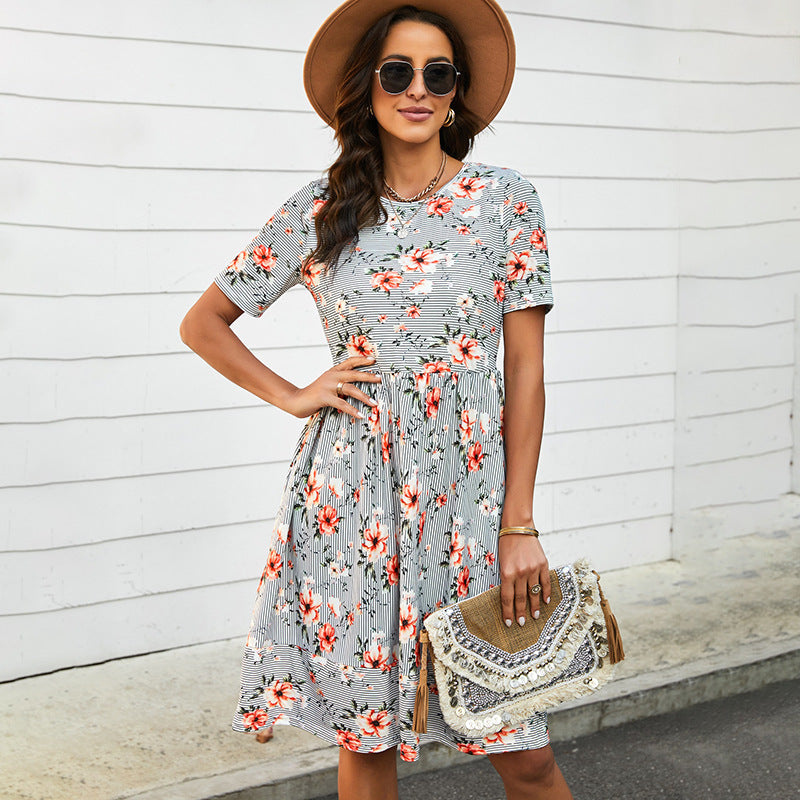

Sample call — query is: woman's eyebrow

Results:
[380,54,452,64]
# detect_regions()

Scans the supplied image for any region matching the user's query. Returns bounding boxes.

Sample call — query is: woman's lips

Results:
[399,109,433,122]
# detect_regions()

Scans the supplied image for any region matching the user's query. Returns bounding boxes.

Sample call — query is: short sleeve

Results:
[500,171,553,315]
[213,180,318,317]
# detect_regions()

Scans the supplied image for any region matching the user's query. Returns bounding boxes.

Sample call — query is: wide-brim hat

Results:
[303,0,516,133]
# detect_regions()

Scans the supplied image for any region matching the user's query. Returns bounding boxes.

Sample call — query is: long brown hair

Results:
[306,4,486,272]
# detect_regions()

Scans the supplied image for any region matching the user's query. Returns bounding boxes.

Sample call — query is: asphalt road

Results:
[312,678,799,799]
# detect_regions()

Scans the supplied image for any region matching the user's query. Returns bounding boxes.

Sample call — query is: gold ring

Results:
[530,584,542,595]
[336,381,344,398]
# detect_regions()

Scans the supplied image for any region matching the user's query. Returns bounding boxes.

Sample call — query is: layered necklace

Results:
[382,151,447,239]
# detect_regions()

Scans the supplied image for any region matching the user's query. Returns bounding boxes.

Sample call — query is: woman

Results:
[180,1,572,798]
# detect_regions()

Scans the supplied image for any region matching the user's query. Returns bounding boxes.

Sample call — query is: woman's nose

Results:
[406,68,427,97]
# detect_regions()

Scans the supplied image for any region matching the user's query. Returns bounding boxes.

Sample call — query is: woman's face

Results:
[371,19,457,146]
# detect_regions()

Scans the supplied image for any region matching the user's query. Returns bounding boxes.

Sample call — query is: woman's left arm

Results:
[498,305,551,629]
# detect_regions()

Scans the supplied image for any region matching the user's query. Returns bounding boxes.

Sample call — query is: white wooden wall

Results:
[1,1,797,680]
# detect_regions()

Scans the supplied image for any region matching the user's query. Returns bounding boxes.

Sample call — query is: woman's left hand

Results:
[498,532,551,628]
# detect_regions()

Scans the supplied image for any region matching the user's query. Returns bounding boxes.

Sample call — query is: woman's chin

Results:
[382,124,439,146]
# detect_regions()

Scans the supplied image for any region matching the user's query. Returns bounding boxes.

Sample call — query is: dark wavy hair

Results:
[305,4,487,272]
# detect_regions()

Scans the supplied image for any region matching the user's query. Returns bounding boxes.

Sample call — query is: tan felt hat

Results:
[303,0,516,133]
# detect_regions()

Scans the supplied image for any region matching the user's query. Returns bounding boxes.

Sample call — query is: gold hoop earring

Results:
[442,107,456,128]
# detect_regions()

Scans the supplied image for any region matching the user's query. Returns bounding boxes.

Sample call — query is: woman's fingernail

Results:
[534,610,540,620]
[505,618,512,627]
[356,412,364,419]
[545,596,550,604]
[518,616,526,626]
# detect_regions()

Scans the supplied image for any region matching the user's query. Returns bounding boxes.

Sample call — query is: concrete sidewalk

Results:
[2,526,799,800]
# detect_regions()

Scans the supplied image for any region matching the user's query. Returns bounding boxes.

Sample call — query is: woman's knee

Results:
[339,743,397,769]
[338,745,399,800]
[488,744,557,788]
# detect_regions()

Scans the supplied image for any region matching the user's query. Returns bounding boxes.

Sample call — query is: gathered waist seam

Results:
[346,365,501,376]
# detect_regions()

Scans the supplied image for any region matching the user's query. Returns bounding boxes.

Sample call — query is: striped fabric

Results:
[214,160,554,762]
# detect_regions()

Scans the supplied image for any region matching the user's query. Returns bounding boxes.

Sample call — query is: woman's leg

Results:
[487,745,573,800]
[338,744,400,800]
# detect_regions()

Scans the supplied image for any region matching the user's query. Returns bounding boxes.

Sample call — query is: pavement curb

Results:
[121,637,800,800]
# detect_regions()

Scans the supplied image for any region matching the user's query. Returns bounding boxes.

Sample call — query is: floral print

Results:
[214,161,553,761]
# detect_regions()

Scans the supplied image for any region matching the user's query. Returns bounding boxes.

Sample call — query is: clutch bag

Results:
[412,557,624,738]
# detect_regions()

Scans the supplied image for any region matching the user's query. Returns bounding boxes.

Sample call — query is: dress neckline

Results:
[380,161,471,205]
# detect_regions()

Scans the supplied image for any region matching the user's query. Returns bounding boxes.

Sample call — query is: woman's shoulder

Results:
[268,174,328,227]
[284,173,328,204]
[465,160,536,192]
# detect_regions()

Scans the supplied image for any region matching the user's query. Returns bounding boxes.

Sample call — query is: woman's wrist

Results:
[499,525,539,540]
[500,511,534,529]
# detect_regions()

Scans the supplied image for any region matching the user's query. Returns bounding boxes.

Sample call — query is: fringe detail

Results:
[495,674,607,724]
[412,630,430,733]
[428,640,618,738]
[593,570,625,664]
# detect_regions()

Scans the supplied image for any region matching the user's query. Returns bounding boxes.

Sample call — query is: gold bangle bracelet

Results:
[498,526,540,538]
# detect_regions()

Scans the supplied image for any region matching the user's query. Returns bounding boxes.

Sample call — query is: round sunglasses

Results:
[374,60,460,96]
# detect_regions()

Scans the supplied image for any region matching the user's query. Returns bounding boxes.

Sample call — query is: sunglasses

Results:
[374,60,460,96]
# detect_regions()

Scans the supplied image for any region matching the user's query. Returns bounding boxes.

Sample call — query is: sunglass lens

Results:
[379,62,414,93]
[424,63,457,94]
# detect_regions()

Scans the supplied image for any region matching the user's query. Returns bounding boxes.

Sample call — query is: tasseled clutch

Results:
[412,558,624,737]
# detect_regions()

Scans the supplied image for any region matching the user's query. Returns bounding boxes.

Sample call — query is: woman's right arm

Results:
[179,282,379,419]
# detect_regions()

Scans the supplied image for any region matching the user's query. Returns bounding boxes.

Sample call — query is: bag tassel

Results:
[412,630,431,733]
[593,571,625,664]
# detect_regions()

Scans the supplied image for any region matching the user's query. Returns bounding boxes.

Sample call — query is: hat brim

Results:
[303,0,515,133]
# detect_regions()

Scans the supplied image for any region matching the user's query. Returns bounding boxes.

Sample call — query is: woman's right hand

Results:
[285,355,382,419]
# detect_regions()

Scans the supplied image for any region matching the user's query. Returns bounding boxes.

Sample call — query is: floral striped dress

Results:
[214,160,554,762]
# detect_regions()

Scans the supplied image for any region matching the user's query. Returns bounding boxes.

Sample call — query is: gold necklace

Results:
[383,151,447,202]
[382,153,448,238]
[384,195,425,239]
